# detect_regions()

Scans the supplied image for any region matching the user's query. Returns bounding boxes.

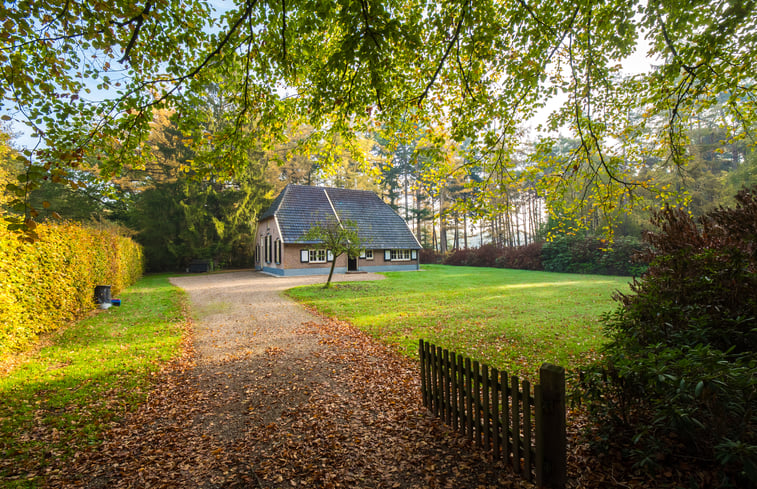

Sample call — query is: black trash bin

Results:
[94,285,112,309]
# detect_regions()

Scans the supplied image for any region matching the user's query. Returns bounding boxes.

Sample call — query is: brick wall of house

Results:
[257,216,419,276]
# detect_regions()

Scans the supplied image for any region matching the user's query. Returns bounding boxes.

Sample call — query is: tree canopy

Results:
[2,0,756,233]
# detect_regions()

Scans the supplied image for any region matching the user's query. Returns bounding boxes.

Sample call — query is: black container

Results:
[94,285,112,308]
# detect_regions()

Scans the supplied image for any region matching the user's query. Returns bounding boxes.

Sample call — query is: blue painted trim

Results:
[359,264,420,273]
[262,266,348,277]
[261,266,285,276]
[263,263,419,276]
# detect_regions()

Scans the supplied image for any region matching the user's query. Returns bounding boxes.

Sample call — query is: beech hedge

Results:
[0,220,144,354]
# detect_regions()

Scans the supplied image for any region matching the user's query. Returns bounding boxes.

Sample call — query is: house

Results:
[256,185,422,276]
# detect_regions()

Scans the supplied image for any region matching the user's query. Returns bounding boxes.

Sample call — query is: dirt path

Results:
[52,271,530,488]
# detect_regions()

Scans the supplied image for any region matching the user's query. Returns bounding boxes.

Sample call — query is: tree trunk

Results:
[432,222,437,252]
[439,204,448,253]
[325,255,337,288]
[514,204,521,246]
[404,172,410,222]
[415,187,422,238]
[453,214,459,251]
[463,212,468,249]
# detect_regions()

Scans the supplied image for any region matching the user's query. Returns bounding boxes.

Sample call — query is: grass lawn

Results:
[0,274,188,488]
[287,264,632,381]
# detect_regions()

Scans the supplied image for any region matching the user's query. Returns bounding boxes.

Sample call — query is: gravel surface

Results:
[168,271,387,436]
[52,270,530,488]
[171,271,384,364]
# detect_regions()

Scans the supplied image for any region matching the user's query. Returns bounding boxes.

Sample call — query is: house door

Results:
[348,256,358,272]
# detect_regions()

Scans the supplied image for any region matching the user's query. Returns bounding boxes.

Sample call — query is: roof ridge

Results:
[290,183,376,194]
[322,187,342,225]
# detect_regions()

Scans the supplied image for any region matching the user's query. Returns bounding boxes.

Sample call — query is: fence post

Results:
[419,340,427,408]
[538,363,566,489]
[444,349,451,425]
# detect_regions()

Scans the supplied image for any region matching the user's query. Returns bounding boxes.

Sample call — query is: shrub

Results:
[419,247,444,264]
[442,248,474,266]
[0,219,144,354]
[542,234,647,276]
[495,242,544,270]
[465,244,501,267]
[577,187,757,486]
[443,243,545,271]
[444,244,500,267]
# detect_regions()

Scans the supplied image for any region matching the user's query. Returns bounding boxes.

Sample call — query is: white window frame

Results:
[365,250,374,260]
[390,249,412,261]
[274,239,281,265]
[265,235,272,264]
[308,249,327,263]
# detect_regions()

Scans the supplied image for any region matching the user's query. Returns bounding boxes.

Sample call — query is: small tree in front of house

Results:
[301,219,363,288]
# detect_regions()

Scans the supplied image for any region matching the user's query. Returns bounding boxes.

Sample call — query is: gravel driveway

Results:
[54,270,527,488]
[167,271,388,439]
[169,271,385,365]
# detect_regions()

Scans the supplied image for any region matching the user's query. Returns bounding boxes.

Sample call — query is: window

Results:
[365,250,373,260]
[390,249,412,261]
[274,239,281,264]
[265,235,272,263]
[308,249,327,263]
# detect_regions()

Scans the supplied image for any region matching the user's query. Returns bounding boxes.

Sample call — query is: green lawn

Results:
[286,264,632,380]
[0,274,187,488]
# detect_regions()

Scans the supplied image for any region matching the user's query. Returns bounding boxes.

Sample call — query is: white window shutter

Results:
[301,249,309,263]
[327,250,334,261]
[411,250,417,260]
[384,250,391,261]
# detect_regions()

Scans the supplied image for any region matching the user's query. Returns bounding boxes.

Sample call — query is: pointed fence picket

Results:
[419,339,566,489]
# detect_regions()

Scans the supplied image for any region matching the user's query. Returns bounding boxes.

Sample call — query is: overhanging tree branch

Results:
[119,1,154,63]
[416,1,468,107]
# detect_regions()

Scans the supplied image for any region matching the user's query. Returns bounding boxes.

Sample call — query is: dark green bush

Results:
[542,234,647,276]
[577,187,757,486]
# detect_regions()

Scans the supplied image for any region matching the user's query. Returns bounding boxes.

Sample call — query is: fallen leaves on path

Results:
[21,306,721,489]
[46,315,532,488]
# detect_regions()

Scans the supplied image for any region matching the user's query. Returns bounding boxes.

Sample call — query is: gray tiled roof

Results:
[259,185,421,249]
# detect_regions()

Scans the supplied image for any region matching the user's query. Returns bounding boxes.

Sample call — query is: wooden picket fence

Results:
[419,340,566,489]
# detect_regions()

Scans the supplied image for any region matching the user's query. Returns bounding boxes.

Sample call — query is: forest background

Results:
[2,103,754,272]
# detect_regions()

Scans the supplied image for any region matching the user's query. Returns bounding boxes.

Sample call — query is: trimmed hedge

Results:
[0,220,144,354]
